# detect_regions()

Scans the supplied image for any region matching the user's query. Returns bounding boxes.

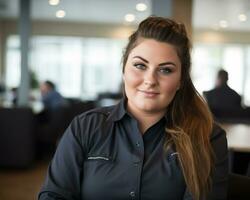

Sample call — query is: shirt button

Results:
[129,191,136,198]
[135,142,140,147]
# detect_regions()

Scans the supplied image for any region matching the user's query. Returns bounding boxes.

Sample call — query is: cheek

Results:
[123,68,142,88]
[160,77,180,95]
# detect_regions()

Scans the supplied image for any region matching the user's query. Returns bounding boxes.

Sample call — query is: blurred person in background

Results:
[39,16,228,200]
[203,69,242,111]
[204,69,250,176]
[36,80,68,123]
[40,80,67,111]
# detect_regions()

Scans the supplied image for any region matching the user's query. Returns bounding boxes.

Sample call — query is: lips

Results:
[138,89,160,97]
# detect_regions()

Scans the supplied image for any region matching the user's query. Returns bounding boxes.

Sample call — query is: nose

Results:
[144,70,157,86]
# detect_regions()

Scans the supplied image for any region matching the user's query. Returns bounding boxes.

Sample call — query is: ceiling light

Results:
[238,14,247,22]
[49,0,60,6]
[136,3,147,11]
[219,20,228,28]
[56,10,66,18]
[124,14,135,22]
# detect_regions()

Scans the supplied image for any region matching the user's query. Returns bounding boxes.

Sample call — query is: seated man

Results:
[203,69,242,111]
[40,80,67,110]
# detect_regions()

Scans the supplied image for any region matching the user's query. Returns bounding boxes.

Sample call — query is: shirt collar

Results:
[109,98,169,124]
[108,98,127,122]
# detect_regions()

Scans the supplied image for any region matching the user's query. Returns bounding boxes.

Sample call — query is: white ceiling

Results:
[0,0,152,24]
[193,0,250,31]
[0,0,250,31]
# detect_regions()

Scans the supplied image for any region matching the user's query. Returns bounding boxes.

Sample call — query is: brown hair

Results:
[122,16,214,200]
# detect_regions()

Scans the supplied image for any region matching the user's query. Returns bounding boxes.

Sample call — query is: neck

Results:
[128,106,165,134]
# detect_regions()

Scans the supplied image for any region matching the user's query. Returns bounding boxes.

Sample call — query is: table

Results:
[220,123,250,153]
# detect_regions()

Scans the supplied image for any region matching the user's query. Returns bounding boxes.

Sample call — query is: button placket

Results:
[128,117,144,200]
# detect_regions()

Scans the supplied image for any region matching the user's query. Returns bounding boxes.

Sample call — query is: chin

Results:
[137,102,162,113]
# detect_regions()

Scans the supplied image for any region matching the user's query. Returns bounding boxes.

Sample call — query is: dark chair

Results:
[0,107,35,168]
[66,100,96,122]
[228,173,250,200]
[247,162,250,177]
[36,101,95,157]
[36,106,70,157]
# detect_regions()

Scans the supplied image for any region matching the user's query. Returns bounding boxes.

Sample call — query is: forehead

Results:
[129,39,180,62]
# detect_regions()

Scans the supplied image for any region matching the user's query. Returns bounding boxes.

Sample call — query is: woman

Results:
[39,16,228,200]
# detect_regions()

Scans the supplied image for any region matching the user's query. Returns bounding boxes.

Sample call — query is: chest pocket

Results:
[84,153,115,174]
[85,154,114,165]
[83,154,116,192]
[87,155,112,161]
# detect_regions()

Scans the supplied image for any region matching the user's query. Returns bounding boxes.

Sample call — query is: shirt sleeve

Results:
[38,116,84,200]
[207,125,229,200]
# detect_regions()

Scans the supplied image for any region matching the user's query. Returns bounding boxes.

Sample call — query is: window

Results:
[6,36,21,88]
[192,45,221,92]
[245,47,250,105]
[6,35,126,100]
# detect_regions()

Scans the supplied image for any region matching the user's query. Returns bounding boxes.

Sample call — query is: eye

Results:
[133,63,146,70]
[159,67,172,75]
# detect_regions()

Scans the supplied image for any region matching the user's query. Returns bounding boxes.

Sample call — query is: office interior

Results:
[0,0,250,199]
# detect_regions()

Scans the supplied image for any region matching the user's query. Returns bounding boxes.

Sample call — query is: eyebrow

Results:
[132,56,177,67]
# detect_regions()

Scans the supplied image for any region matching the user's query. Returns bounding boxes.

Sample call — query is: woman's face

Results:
[123,39,181,116]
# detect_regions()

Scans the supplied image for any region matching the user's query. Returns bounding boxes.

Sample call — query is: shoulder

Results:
[203,89,216,97]
[210,123,227,147]
[65,105,117,150]
[207,123,229,199]
[210,123,226,140]
[77,105,115,120]
[228,87,241,97]
[210,123,228,161]
[72,105,116,128]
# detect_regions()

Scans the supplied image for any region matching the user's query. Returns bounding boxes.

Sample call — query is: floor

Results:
[0,160,49,200]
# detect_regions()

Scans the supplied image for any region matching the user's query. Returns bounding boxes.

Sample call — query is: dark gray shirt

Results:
[39,99,228,200]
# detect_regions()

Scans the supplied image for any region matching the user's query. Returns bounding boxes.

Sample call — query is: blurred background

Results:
[0,0,250,199]
[0,0,249,105]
